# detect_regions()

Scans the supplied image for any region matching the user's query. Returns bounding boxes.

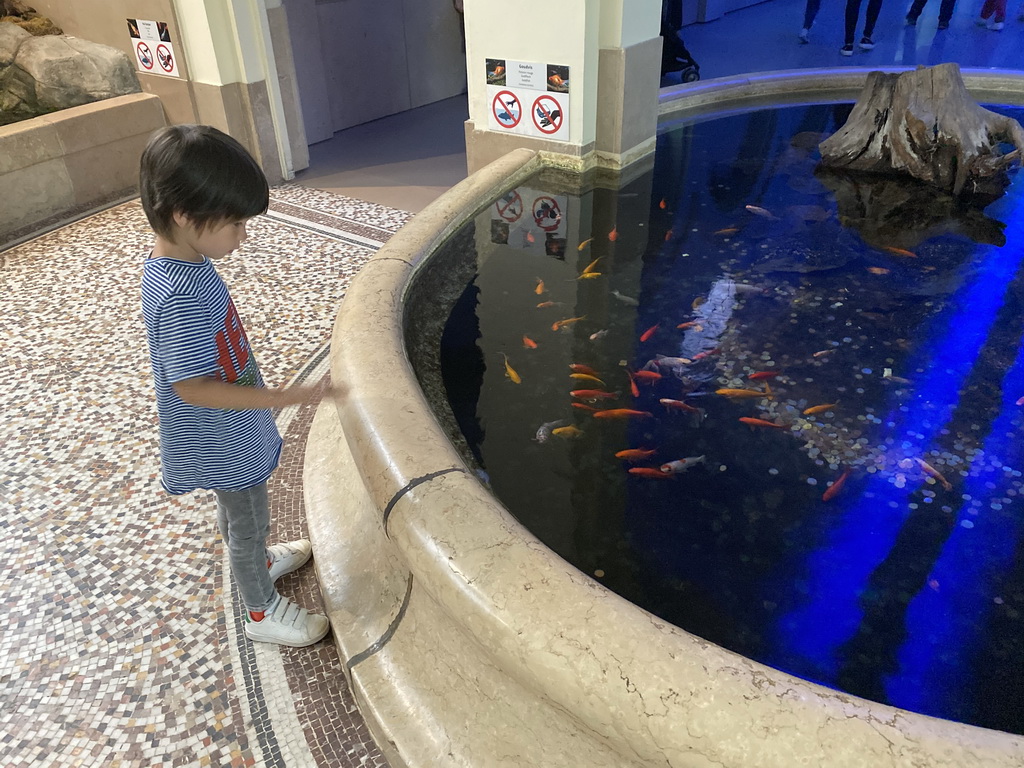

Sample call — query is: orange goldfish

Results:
[745,204,775,219]
[552,425,582,439]
[714,227,739,236]
[571,373,605,385]
[660,455,706,474]
[632,370,662,383]
[571,389,618,400]
[812,349,834,358]
[822,468,852,501]
[692,296,706,310]
[608,227,619,241]
[537,301,556,309]
[616,448,657,462]
[659,198,667,209]
[915,458,952,491]
[664,228,674,241]
[660,398,699,413]
[593,409,652,419]
[717,388,773,400]
[569,363,600,376]
[547,73,564,86]
[572,403,599,412]
[628,467,672,479]
[522,335,538,349]
[552,316,586,331]
[883,246,916,258]
[627,373,640,398]
[749,371,781,381]
[577,238,593,251]
[739,417,787,429]
[581,257,601,274]
[803,402,839,415]
[866,267,891,275]
[535,278,545,295]
[640,324,659,343]
[502,354,521,384]
[526,231,535,243]
[676,321,702,330]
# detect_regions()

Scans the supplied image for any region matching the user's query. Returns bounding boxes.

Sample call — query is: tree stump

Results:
[818,63,1024,196]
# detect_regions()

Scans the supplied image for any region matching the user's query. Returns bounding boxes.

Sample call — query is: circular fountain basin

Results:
[304,68,1024,768]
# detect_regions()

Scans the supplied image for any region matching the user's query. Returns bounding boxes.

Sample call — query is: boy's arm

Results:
[174,377,343,409]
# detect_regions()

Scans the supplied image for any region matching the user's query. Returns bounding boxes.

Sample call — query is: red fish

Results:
[572,403,600,412]
[569,363,600,377]
[822,468,852,501]
[631,370,662,383]
[739,417,787,429]
[692,348,719,361]
[714,227,738,236]
[608,226,619,241]
[883,246,916,258]
[571,389,618,400]
[593,409,652,419]
[526,231,536,243]
[616,448,657,462]
[664,229,673,241]
[748,371,781,381]
[640,325,659,342]
[659,198,667,209]
[627,373,640,398]
[628,467,671,479]
[522,335,538,349]
[676,321,701,330]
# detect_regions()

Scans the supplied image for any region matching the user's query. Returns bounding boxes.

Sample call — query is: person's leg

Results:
[994,0,1007,22]
[938,0,957,23]
[214,483,276,613]
[844,0,863,45]
[906,0,927,21]
[979,0,994,18]
[803,0,822,28]
[863,0,884,36]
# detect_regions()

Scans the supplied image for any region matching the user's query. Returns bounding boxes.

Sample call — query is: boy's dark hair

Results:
[139,124,269,241]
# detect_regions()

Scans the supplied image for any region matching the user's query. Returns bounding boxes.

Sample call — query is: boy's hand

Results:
[322,383,348,405]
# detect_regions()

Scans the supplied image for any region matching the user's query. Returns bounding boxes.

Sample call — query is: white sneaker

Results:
[798,28,810,43]
[245,596,330,647]
[267,539,312,582]
[988,19,1004,29]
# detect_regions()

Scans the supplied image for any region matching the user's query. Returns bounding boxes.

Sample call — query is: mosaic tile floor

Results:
[0,185,412,767]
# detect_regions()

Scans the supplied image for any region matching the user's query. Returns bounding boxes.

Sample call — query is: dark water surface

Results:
[431,103,1024,735]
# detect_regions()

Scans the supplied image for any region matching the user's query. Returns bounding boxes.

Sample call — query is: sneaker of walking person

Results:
[840,43,854,55]
[859,36,875,49]
[799,27,810,42]
[988,18,1005,28]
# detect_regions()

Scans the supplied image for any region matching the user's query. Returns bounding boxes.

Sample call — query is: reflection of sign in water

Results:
[135,41,153,70]
[532,196,561,231]
[492,90,521,128]
[156,44,173,73]
[532,95,563,135]
[495,190,523,222]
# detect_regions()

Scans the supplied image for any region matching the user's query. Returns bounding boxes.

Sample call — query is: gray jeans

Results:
[214,482,277,612]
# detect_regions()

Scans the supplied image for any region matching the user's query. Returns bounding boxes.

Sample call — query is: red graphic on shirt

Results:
[215,301,250,382]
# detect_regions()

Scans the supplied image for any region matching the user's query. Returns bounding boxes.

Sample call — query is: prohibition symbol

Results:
[495,190,523,222]
[156,43,173,73]
[532,196,561,231]
[136,41,154,70]
[492,90,522,129]
[532,94,563,135]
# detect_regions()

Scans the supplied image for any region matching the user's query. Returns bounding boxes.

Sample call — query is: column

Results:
[463,0,662,174]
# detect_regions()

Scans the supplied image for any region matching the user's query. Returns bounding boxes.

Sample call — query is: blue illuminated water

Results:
[431,103,1024,735]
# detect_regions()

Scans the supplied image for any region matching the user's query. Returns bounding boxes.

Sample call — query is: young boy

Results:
[139,124,336,647]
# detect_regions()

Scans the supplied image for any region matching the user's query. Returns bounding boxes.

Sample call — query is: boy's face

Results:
[172,214,251,260]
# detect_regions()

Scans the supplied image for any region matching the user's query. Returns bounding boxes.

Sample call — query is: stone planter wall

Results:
[0,92,165,245]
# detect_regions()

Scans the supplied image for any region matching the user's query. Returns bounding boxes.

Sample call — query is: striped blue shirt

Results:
[141,255,282,495]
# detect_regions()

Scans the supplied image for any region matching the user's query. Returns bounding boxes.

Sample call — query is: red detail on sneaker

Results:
[267,558,273,570]
[249,610,265,622]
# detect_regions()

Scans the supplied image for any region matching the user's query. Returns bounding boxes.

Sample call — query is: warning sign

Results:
[491,186,568,250]
[485,58,569,143]
[532,196,561,231]
[495,190,524,223]
[128,18,179,77]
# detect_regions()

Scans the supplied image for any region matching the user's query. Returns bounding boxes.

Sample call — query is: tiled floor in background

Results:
[0,187,407,767]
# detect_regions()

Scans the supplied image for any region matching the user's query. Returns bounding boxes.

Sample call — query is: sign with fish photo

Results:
[486,58,569,142]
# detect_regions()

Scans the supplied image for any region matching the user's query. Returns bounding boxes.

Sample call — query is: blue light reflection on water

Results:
[770,212,1024,687]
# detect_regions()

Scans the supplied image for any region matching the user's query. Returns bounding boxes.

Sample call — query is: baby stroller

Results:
[661,23,700,82]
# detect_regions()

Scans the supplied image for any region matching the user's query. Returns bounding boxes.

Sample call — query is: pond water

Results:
[430,103,1024,735]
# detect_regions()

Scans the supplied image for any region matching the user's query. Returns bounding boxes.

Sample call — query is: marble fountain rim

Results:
[326,67,1024,765]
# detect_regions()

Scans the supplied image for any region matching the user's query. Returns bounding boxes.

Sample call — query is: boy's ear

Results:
[172,211,190,229]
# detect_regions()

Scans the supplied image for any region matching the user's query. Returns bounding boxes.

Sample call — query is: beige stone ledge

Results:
[0,92,166,243]
[305,69,1024,767]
